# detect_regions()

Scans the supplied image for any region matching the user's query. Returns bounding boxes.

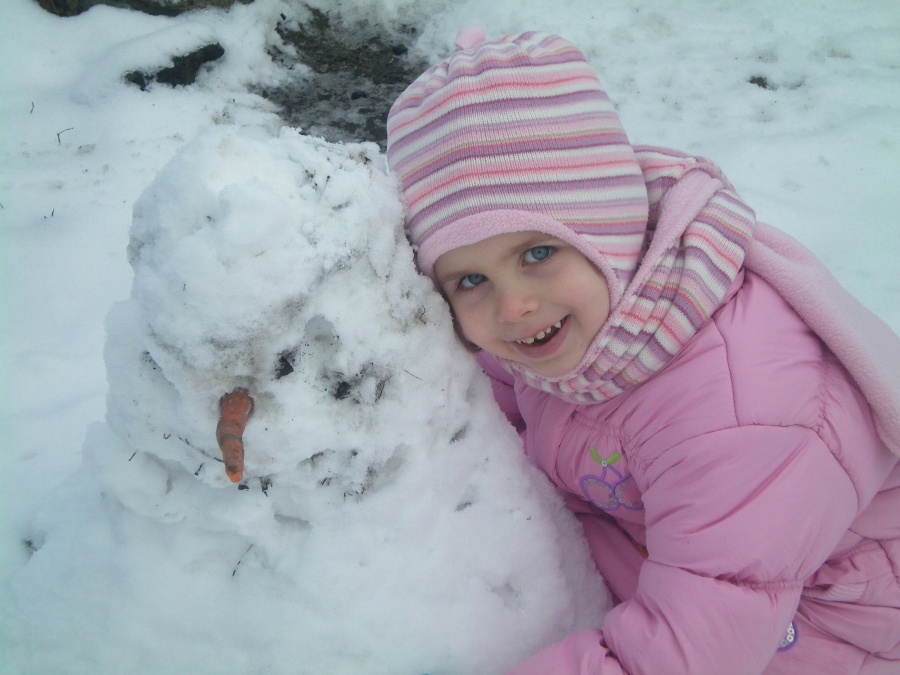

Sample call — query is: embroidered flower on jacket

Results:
[580,447,644,511]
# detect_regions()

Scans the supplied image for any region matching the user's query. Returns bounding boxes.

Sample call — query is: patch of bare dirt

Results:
[259,7,426,148]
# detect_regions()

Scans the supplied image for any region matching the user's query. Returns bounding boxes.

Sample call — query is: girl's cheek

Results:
[453,286,485,309]
[452,304,477,335]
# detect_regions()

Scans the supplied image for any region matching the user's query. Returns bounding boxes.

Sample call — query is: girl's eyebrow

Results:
[509,235,555,254]
[436,270,462,288]
[436,265,470,289]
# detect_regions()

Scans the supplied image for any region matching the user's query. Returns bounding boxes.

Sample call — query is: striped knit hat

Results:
[386,27,649,306]
[387,28,756,404]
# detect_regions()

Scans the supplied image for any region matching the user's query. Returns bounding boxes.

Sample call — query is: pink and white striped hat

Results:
[386,26,649,306]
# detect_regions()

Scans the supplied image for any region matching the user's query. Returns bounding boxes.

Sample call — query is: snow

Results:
[1,0,898,673]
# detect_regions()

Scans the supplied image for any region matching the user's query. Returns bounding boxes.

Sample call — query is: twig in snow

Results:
[30,102,34,113]
[56,128,73,144]
[232,544,253,576]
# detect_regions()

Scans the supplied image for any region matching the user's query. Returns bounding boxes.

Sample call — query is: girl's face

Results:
[434,231,610,378]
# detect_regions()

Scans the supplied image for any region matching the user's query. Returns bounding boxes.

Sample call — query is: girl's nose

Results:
[496,285,538,323]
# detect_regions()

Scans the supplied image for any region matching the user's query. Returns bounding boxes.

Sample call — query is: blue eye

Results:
[460,273,486,289]
[523,246,552,263]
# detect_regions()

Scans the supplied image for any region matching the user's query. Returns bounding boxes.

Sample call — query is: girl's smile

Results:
[434,231,611,378]
[511,315,570,360]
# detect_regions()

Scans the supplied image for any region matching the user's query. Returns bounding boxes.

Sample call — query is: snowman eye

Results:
[523,246,553,264]
[459,273,486,290]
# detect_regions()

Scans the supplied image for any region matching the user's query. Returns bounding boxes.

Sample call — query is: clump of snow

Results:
[116,127,420,492]
[9,125,609,674]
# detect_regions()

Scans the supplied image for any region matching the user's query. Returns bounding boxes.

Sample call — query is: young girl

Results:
[385,26,900,675]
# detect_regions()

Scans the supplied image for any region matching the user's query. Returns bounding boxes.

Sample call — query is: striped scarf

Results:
[507,147,756,404]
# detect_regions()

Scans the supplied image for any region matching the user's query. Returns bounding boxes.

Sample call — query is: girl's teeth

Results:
[518,320,563,345]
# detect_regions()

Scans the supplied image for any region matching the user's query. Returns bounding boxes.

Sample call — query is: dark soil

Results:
[36,0,250,17]
[748,75,774,90]
[37,0,427,149]
[125,43,226,90]
[259,6,427,149]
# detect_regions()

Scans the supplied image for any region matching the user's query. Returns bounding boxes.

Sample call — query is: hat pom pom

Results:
[454,25,485,51]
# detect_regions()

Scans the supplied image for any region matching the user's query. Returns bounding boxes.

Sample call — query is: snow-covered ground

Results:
[1,0,898,673]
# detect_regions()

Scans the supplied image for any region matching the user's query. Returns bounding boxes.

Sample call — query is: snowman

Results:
[90,125,611,673]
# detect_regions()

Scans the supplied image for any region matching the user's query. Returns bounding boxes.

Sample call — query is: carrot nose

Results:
[216,388,253,483]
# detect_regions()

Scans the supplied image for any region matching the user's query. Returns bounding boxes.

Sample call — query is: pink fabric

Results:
[476,238,900,673]
[453,24,485,51]
[746,223,900,456]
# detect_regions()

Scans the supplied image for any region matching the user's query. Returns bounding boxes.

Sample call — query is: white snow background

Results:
[1,0,898,673]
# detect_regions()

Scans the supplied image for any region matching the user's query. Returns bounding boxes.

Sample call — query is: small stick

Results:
[56,128,73,144]
[216,388,253,483]
[232,544,253,576]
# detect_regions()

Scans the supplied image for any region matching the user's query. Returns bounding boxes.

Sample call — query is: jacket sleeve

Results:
[507,425,860,675]
[475,352,526,434]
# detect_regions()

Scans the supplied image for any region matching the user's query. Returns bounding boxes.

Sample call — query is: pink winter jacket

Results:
[480,268,900,674]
